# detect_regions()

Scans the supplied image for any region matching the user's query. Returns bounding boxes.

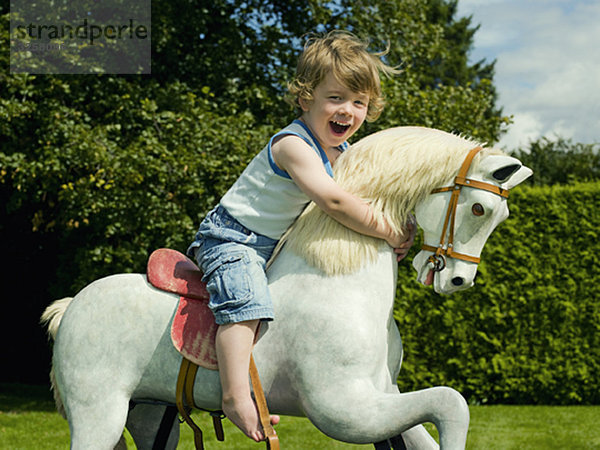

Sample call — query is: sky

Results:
[456,0,600,150]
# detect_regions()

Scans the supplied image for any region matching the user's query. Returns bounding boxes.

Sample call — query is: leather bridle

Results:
[421,146,509,272]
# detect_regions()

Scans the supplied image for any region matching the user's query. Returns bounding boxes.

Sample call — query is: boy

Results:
[188,31,415,441]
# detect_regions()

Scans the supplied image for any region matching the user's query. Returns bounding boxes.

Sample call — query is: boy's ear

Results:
[298,96,311,112]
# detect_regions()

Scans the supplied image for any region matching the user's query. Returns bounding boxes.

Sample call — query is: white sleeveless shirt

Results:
[220,120,348,240]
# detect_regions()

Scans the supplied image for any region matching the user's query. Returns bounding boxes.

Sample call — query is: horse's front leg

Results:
[300,380,468,449]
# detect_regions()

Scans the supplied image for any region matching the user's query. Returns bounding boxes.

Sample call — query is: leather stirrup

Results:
[176,358,205,449]
[250,354,280,449]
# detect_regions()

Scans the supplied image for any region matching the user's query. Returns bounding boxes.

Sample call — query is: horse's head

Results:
[412,149,532,294]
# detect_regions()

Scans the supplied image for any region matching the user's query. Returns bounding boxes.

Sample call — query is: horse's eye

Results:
[472,203,485,216]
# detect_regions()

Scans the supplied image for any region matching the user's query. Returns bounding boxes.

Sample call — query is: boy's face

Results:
[299,73,369,150]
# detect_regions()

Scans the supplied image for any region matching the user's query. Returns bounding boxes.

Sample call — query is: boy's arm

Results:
[272,136,410,250]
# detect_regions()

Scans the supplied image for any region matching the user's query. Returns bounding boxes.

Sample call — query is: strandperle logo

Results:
[10,0,151,74]
[15,18,149,46]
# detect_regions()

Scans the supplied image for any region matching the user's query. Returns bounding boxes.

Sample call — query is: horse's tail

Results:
[48,366,66,418]
[40,297,73,340]
[40,297,73,419]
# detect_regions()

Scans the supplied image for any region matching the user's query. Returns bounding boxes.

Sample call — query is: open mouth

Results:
[329,121,351,136]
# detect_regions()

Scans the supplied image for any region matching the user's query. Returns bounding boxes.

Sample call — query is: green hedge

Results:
[395,182,600,405]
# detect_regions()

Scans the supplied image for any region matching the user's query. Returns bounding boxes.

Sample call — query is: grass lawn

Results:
[2,383,599,449]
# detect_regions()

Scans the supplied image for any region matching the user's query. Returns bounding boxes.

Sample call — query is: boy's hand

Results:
[388,215,417,262]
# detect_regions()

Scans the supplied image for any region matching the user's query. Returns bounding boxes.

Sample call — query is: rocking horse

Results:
[42,126,531,449]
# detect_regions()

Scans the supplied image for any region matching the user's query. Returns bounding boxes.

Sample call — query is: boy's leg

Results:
[216,320,279,442]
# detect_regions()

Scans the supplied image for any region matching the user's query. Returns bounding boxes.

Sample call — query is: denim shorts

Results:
[187,205,278,325]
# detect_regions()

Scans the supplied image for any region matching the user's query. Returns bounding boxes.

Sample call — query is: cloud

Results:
[458,0,600,149]
[499,112,544,150]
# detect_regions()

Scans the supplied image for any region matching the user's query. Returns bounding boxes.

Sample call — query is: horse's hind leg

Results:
[65,392,130,450]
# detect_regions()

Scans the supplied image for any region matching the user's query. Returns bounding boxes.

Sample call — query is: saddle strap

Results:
[176,358,205,450]
[210,410,226,441]
[250,355,280,450]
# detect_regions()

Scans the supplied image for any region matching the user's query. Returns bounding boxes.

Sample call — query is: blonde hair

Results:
[272,127,504,276]
[286,31,399,122]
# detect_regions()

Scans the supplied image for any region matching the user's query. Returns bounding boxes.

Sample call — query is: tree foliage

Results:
[511,137,600,186]
[148,0,507,137]
[0,73,274,290]
[1,0,507,295]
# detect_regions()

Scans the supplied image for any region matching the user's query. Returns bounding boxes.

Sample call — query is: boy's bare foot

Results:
[223,395,262,441]
[223,396,280,442]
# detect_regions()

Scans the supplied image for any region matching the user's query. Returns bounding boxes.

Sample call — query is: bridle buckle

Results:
[428,253,446,272]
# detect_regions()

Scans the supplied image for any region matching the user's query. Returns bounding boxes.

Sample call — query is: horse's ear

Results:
[493,164,520,182]
[504,165,533,189]
[479,155,533,189]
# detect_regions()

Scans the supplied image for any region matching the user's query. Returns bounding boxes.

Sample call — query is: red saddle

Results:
[147,248,218,370]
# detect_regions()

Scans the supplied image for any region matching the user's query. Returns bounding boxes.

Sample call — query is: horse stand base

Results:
[374,434,408,450]
[175,356,279,450]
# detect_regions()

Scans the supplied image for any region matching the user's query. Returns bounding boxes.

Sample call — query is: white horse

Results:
[42,126,531,450]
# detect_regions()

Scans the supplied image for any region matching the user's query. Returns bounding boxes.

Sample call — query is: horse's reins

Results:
[421,146,509,271]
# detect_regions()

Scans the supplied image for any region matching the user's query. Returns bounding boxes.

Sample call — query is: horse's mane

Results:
[274,126,504,275]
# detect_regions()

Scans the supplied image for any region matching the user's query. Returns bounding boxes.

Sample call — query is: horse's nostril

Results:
[451,277,464,286]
